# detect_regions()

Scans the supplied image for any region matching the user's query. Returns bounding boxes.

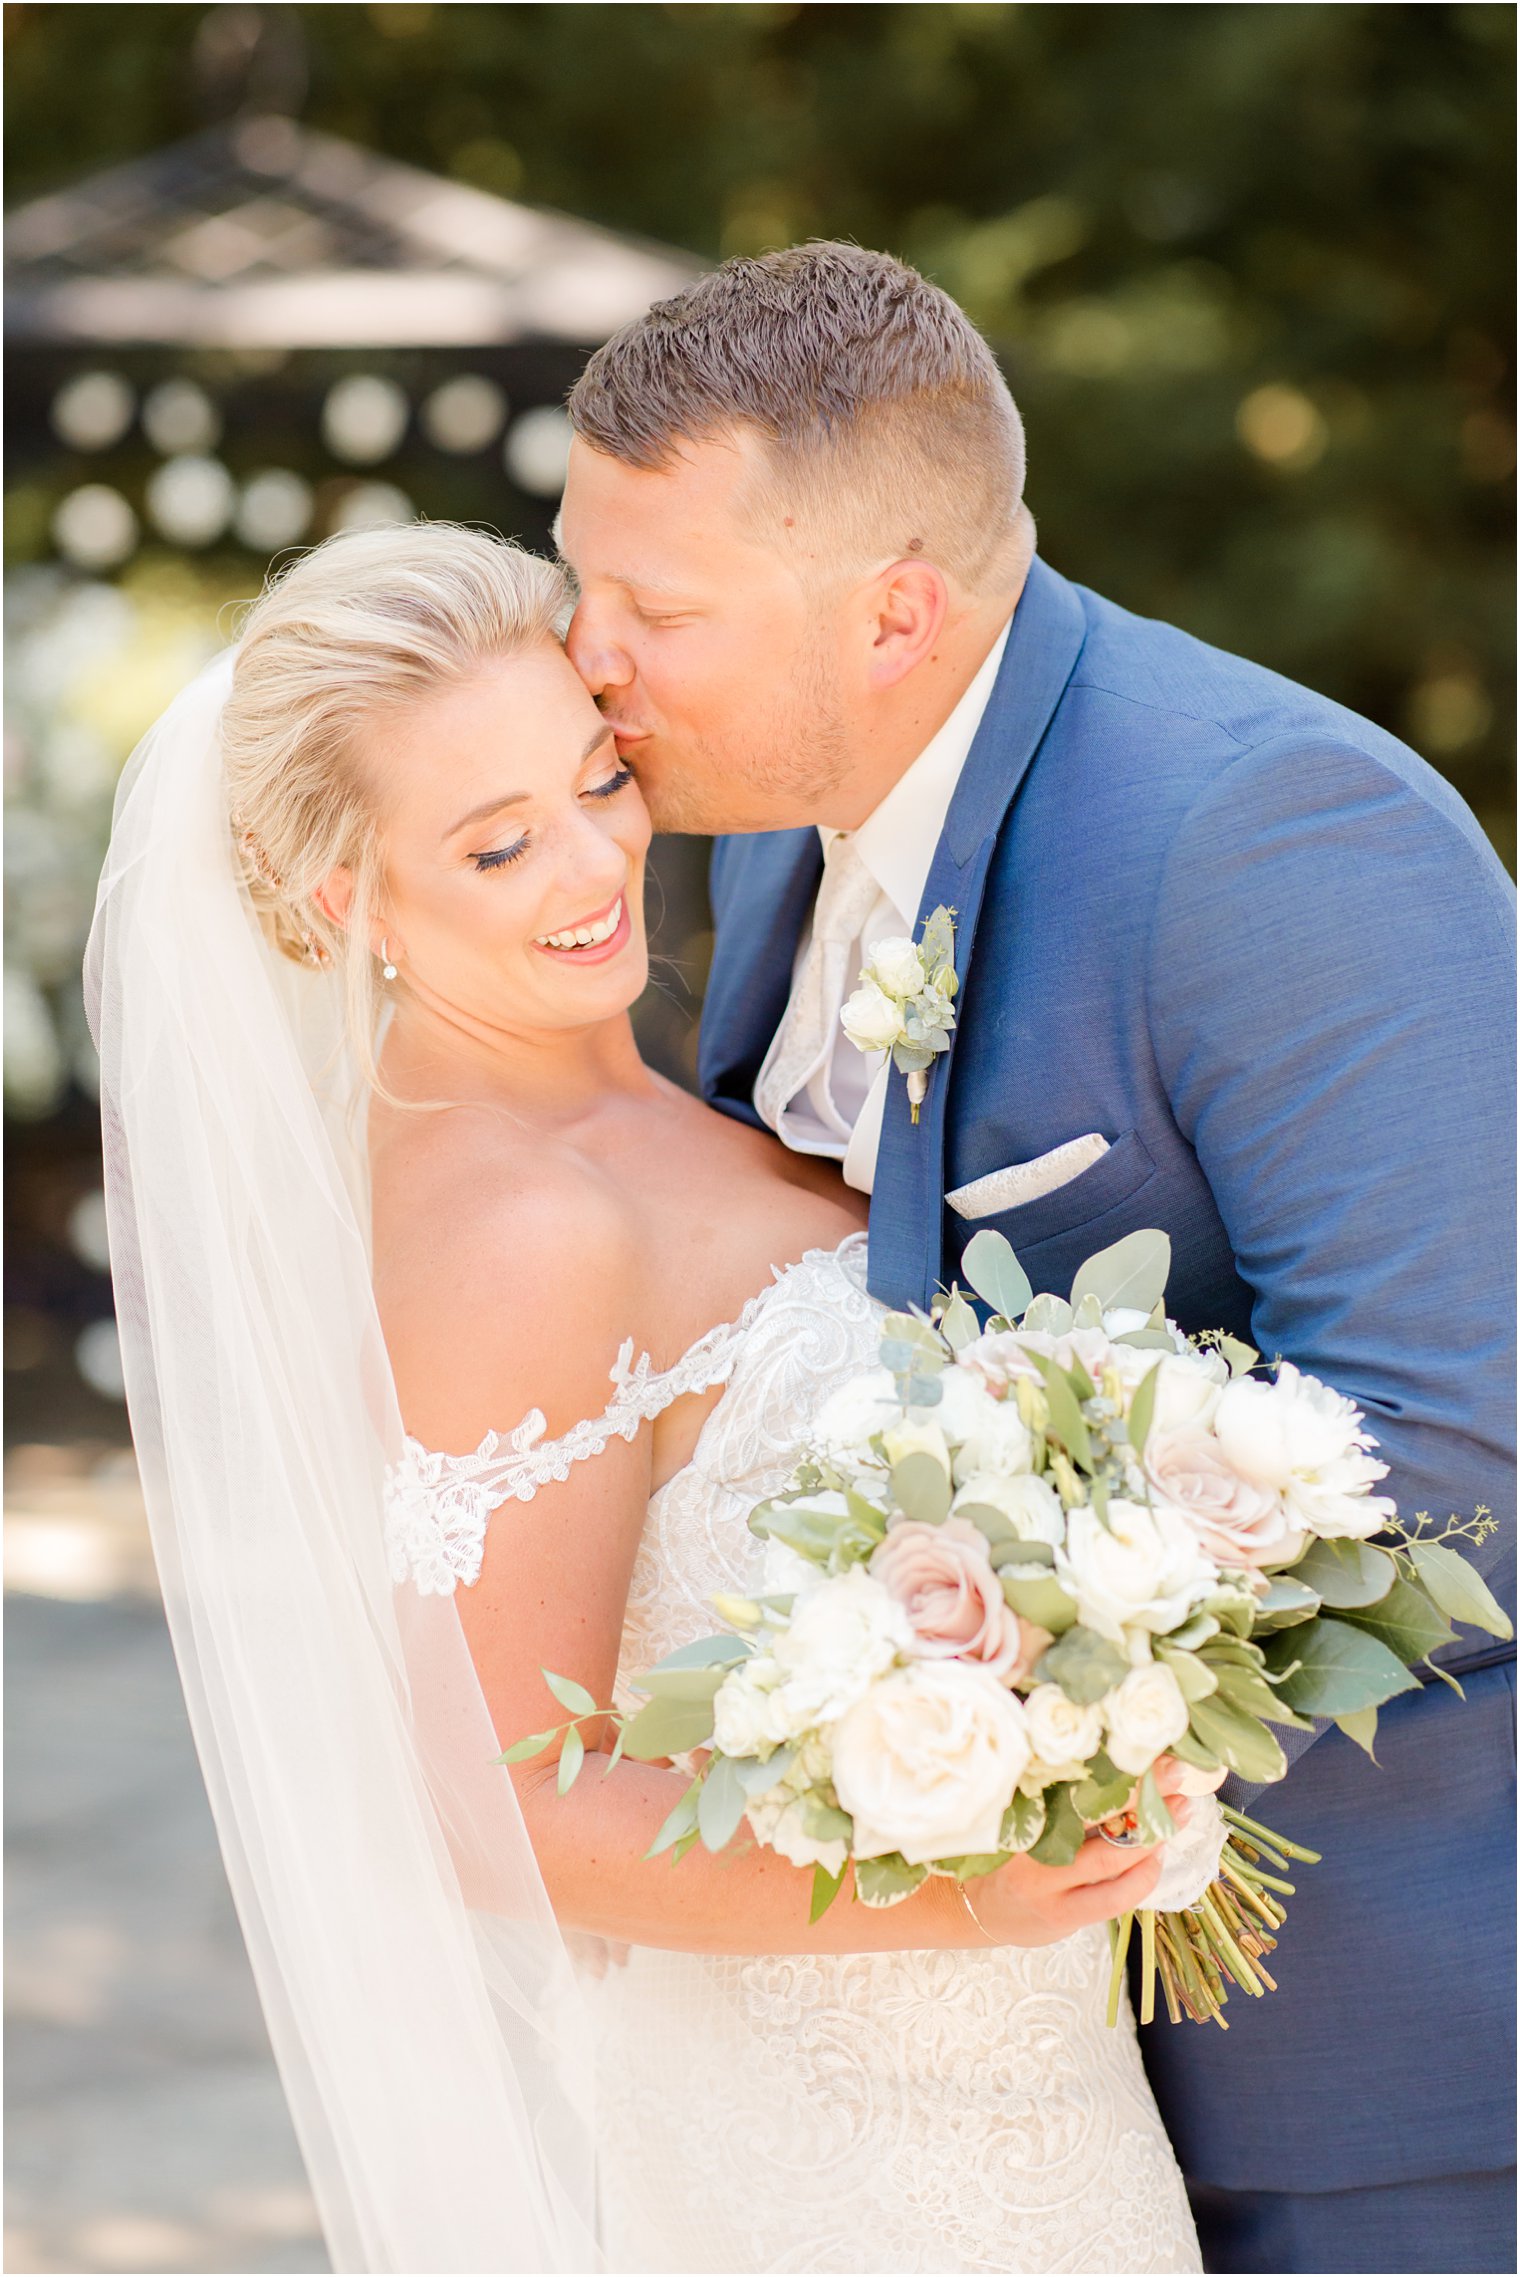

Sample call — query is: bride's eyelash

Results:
[471,769,634,871]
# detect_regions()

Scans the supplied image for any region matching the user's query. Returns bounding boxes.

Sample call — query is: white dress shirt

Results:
[754,618,1012,1193]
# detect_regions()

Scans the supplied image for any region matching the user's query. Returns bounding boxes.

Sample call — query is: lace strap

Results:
[385,1323,743,1595]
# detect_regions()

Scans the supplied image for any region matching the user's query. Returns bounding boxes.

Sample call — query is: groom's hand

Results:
[972,1834,1165,1947]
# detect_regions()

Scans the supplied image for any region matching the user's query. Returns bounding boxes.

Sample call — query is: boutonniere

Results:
[839,905,958,1125]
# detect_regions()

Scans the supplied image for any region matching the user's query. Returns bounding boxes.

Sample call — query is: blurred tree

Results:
[5,0,1513,860]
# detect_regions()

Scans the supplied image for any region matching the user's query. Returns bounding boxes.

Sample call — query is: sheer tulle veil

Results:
[84,650,602,2273]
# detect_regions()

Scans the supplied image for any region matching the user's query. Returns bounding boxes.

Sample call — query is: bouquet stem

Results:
[1105,1807,1320,2028]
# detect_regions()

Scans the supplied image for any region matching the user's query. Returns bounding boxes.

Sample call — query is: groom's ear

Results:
[861,558,951,690]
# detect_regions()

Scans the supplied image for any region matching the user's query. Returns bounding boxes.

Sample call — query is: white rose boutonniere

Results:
[839,905,958,1125]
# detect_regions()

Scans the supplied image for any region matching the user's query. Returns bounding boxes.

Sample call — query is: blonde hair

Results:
[568,241,1027,595]
[221,521,569,1094]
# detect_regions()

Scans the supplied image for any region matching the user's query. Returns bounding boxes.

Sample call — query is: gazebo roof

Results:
[5,114,701,349]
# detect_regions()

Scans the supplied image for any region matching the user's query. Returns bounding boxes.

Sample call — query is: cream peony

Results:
[880,1417,953,1476]
[1144,1427,1302,1568]
[840,976,903,1053]
[832,1661,1032,1863]
[865,935,927,1001]
[871,1517,1028,1681]
[1057,1498,1217,1643]
[770,1568,912,1728]
[1023,1681,1105,1768]
[1214,1364,1394,1539]
[1102,1662,1191,1776]
[1145,1350,1228,1434]
[952,1471,1067,1547]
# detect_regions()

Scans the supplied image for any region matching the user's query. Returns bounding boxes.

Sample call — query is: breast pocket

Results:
[946,1129,1159,1292]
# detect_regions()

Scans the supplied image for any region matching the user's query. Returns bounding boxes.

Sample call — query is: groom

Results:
[557,242,1516,2274]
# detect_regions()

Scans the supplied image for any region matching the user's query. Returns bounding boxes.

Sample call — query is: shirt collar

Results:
[819,615,1013,927]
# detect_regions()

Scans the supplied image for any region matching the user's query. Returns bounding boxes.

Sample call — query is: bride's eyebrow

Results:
[443,726,616,840]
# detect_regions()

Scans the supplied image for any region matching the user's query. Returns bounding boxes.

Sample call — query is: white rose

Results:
[812,1368,900,1463]
[1147,1351,1227,1434]
[952,1471,1066,1547]
[711,1657,793,1757]
[1214,1362,1366,1487]
[1057,1497,1217,1643]
[880,1417,953,1476]
[770,1567,912,1727]
[832,1661,1032,1864]
[1102,1662,1191,1776]
[1024,1682,1105,1767]
[865,935,927,1001]
[840,976,903,1053]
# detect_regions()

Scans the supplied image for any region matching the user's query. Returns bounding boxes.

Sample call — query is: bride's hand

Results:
[968,1834,1165,1947]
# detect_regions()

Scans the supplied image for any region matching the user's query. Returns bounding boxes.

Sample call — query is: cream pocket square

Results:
[945,1134,1111,1221]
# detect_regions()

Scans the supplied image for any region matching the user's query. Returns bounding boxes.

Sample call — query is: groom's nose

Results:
[565,599,632,700]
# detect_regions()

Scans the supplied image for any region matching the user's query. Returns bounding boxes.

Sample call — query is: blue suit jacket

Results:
[699,557,1516,2192]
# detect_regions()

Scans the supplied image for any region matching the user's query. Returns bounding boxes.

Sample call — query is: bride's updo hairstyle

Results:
[221,521,569,1088]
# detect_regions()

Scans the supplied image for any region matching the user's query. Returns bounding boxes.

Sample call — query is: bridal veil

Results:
[84,651,601,2272]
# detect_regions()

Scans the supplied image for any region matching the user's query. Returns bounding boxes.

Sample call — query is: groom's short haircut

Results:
[568,242,1027,596]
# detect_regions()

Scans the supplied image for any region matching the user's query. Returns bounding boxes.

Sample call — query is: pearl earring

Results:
[379,939,398,981]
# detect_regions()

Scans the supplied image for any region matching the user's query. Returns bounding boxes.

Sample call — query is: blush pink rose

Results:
[1144,1428,1302,1568]
[871,1517,1031,1683]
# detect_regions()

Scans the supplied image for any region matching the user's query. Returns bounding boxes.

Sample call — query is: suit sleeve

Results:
[1145,735,1516,1779]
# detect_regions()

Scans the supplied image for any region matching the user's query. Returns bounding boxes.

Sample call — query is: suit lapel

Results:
[697,826,823,1125]
[868,559,1090,1310]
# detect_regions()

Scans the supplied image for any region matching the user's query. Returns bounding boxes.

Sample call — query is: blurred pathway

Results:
[5,1452,327,2274]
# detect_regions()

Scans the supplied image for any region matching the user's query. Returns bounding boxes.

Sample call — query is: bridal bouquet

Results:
[512,1228,1509,2029]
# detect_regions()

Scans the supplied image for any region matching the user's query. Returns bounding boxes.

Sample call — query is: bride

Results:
[89,520,1204,2274]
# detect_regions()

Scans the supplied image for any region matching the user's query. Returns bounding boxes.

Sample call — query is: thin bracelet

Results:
[958,1881,996,1944]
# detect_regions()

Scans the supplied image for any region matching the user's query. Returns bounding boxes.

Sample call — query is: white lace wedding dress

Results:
[387,1232,1201,2275]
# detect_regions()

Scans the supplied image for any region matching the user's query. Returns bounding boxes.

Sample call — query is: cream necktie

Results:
[755,833,881,1141]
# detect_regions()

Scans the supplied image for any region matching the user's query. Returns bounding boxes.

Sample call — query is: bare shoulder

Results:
[372,1105,641,1456]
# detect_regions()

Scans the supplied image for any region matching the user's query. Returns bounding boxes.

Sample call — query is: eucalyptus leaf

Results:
[733,1747,795,1796]
[1000,1791,1047,1853]
[958,1500,1017,1547]
[1134,1768,1176,1845]
[1186,1694,1287,1785]
[644,1778,701,1859]
[543,1669,598,1718]
[1262,1616,1422,1717]
[497,1728,557,1765]
[622,1691,718,1762]
[891,1451,952,1523]
[855,1854,928,1908]
[669,1826,701,1866]
[1072,1292,1106,1331]
[1334,1706,1380,1758]
[1022,1293,1074,1336]
[1069,1229,1172,1319]
[1000,1569,1079,1633]
[1029,1783,1086,1866]
[1220,1335,1259,1378]
[647,1633,753,1673]
[990,1536,1055,1571]
[556,1725,585,1795]
[1407,1541,1514,1641]
[1290,1537,1398,1609]
[1338,1576,1455,1666]
[697,1752,750,1852]
[1112,1328,1180,1352]
[1034,1625,1129,1705]
[961,1230,1034,1322]
[939,1291,982,1352]
[905,1374,944,1407]
[636,1664,730,1702]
